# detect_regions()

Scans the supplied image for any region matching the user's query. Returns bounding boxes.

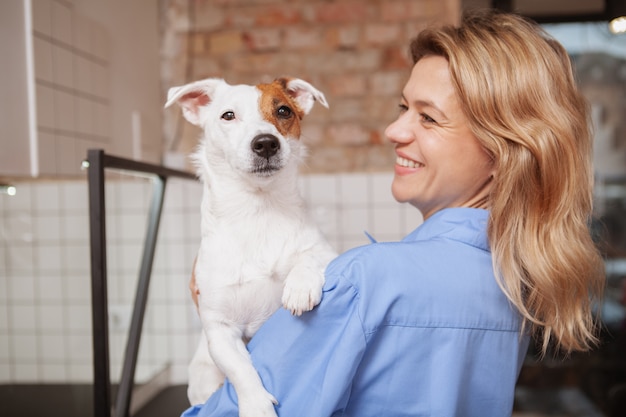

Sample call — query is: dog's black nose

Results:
[251,134,280,159]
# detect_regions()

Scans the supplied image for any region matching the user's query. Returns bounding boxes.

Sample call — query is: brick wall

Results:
[161,0,460,173]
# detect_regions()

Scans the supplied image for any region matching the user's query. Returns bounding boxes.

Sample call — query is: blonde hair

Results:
[410,10,605,354]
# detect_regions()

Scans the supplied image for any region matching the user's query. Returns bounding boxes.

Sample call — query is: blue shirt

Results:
[182,208,530,417]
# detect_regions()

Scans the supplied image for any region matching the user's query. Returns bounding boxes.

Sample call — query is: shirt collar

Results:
[402,208,490,252]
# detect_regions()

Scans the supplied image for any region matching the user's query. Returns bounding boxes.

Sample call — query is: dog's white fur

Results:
[165,77,336,417]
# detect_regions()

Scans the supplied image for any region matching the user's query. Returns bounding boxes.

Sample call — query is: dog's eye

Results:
[221,111,235,121]
[276,106,292,119]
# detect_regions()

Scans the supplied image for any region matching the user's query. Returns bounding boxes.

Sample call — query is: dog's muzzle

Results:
[251,134,280,159]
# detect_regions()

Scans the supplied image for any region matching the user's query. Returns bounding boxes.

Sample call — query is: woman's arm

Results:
[181,272,366,417]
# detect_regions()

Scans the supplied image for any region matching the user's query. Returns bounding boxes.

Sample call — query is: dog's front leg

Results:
[282,246,333,316]
[203,321,278,417]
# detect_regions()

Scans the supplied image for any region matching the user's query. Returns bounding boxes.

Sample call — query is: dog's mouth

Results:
[250,161,282,177]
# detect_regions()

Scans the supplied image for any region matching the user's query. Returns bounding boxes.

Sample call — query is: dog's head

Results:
[165,77,328,183]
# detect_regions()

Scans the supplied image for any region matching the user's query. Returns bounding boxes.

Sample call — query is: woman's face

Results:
[385,55,494,219]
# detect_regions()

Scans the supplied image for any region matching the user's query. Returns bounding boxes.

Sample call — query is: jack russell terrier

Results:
[165,77,336,417]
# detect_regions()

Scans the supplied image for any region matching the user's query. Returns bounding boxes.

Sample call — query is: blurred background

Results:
[1,0,625,416]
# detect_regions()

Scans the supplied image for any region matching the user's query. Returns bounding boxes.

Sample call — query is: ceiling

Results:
[462,0,610,23]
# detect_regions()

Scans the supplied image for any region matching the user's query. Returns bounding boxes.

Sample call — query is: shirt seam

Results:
[363,322,521,336]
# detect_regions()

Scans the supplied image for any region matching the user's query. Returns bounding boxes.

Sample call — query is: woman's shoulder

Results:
[324,240,423,293]
[326,241,403,275]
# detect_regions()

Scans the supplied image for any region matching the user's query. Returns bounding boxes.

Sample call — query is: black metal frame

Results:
[490,0,610,23]
[87,149,196,417]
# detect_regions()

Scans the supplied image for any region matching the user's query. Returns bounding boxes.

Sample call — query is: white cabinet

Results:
[0,0,162,178]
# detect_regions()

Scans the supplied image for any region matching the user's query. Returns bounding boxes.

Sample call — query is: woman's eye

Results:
[420,113,437,124]
[221,111,235,121]
[277,106,293,119]
[398,104,408,114]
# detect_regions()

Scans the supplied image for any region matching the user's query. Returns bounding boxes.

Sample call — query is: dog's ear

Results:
[164,78,224,126]
[280,78,329,115]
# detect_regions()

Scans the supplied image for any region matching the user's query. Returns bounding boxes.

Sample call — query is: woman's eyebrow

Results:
[402,92,443,111]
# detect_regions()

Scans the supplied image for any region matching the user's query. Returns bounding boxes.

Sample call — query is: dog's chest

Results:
[201,207,303,282]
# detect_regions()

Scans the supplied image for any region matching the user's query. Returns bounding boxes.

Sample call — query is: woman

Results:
[182,10,604,417]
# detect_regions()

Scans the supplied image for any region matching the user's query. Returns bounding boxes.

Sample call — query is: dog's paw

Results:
[281,278,323,316]
[238,390,278,417]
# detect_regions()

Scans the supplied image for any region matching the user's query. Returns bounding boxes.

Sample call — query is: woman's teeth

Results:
[396,156,423,168]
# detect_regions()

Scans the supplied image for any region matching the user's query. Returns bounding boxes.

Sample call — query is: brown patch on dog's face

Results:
[257,79,305,139]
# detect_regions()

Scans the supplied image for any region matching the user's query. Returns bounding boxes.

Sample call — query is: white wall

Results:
[73,0,163,163]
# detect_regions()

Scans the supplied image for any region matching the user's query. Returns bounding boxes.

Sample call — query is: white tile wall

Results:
[31,0,112,176]
[0,171,422,385]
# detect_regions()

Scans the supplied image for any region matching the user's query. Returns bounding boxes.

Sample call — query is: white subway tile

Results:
[36,84,55,129]
[117,241,143,273]
[39,334,66,360]
[8,275,36,303]
[306,174,339,205]
[38,304,65,332]
[68,363,92,382]
[32,0,53,36]
[402,204,423,232]
[63,245,90,273]
[52,45,75,89]
[37,131,59,176]
[41,364,68,382]
[54,89,76,132]
[339,206,370,238]
[163,180,186,211]
[151,334,170,361]
[117,181,149,211]
[4,184,33,212]
[67,334,91,362]
[184,181,203,207]
[63,214,89,241]
[171,331,191,361]
[11,334,38,360]
[62,182,88,211]
[4,213,35,245]
[93,64,110,99]
[0,364,10,383]
[7,245,35,273]
[33,37,54,83]
[94,102,111,139]
[63,275,90,301]
[372,205,404,238]
[35,214,62,241]
[72,13,92,54]
[0,305,7,331]
[36,244,63,271]
[51,0,73,45]
[55,135,78,176]
[338,173,369,205]
[370,171,394,204]
[0,333,9,359]
[75,96,94,135]
[66,304,91,331]
[340,237,371,253]
[37,274,64,302]
[14,364,39,382]
[33,182,61,212]
[120,212,148,241]
[92,24,110,62]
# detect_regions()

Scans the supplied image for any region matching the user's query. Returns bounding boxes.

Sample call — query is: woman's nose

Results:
[385,117,413,144]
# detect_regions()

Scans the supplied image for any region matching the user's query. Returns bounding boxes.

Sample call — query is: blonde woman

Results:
[183,10,604,417]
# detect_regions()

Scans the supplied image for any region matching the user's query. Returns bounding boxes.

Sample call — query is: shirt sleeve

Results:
[180,271,367,417]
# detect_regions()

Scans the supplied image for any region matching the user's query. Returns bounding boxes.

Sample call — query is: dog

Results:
[164,77,337,417]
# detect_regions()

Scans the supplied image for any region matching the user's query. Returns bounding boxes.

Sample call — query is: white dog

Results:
[165,77,336,417]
